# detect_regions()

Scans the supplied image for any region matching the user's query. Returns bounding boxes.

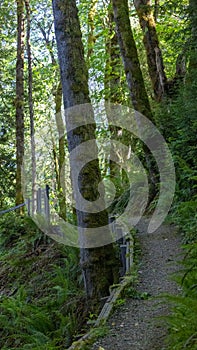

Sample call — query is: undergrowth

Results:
[0,214,87,349]
[155,61,197,349]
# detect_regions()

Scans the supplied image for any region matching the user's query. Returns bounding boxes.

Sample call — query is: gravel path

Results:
[92,218,182,350]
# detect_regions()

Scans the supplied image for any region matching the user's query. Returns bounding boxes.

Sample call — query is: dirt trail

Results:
[92,218,182,350]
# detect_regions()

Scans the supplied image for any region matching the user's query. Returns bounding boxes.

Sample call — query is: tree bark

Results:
[105,3,131,198]
[112,0,154,121]
[104,3,123,105]
[52,0,118,301]
[54,80,67,220]
[112,0,158,200]
[133,0,167,101]
[15,0,25,211]
[25,0,37,214]
[37,23,67,219]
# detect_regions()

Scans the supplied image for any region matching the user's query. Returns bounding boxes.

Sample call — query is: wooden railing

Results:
[26,185,50,220]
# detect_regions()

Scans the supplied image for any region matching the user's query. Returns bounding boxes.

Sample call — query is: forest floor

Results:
[92,218,182,350]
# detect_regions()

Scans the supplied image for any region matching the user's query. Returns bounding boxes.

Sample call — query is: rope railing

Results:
[0,202,27,216]
[0,190,133,275]
[0,186,50,218]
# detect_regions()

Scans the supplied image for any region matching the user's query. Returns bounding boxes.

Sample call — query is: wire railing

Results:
[0,187,133,274]
[0,202,27,215]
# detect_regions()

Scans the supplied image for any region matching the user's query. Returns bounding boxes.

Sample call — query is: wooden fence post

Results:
[44,185,50,221]
[27,198,31,216]
[37,187,42,214]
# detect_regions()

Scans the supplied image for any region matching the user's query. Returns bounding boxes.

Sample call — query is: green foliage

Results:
[0,214,86,349]
[155,22,197,346]
[124,286,150,300]
[114,297,126,307]
[0,0,17,206]
[156,0,189,78]
[171,201,197,243]
[0,0,196,348]
[165,295,197,349]
[165,240,197,349]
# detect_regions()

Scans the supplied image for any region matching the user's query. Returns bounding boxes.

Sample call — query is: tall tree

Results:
[54,80,67,220]
[105,3,130,197]
[104,3,124,105]
[133,0,187,100]
[25,0,37,214]
[112,0,154,121]
[37,22,67,219]
[15,0,25,209]
[133,0,167,101]
[52,0,118,301]
[112,0,158,198]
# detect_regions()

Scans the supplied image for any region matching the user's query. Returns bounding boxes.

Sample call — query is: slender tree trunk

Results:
[154,0,159,22]
[112,0,154,121]
[37,23,67,219]
[105,3,130,198]
[54,81,67,220]
[105,4,122,196]
[134,0,186,99]
[105,3,124,105]
[25,0,37,214]
[133,0,167,102]
[52,0,118,301]
[112,0,158,200]
[16,0,25,211]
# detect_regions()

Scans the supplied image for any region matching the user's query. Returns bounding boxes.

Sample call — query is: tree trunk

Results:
[54,80,67,220]
[105,3,124,198]
[112,0,158,200]
[25,0,37,214]
[133,0,167,102]
[52,0,118,301]
[37,23,67,219]
[189,0,197,72]
[112,0,154,122]
[104,4,123,105]
[154,0,159,22]
[15,0,25,211]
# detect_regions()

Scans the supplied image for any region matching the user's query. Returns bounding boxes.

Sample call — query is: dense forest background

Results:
[0,0,196,349]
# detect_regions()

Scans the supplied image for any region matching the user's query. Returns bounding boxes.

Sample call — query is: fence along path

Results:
[1,186,134,275]
[0,186,49,217]
[26,185,50,220]
[0,202,26,215]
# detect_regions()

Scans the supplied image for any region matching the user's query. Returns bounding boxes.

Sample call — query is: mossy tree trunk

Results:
[54,81,67,220]
[112,0,154,121]
[133,0,167,101]
[134,0,186,99]
[105,3,131,198]
[104,3,124,105]
[15,0,25,211]
[25,0,37,215]
[112,0,158,200]
[38,23,67,220]
[52,0,118,301]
